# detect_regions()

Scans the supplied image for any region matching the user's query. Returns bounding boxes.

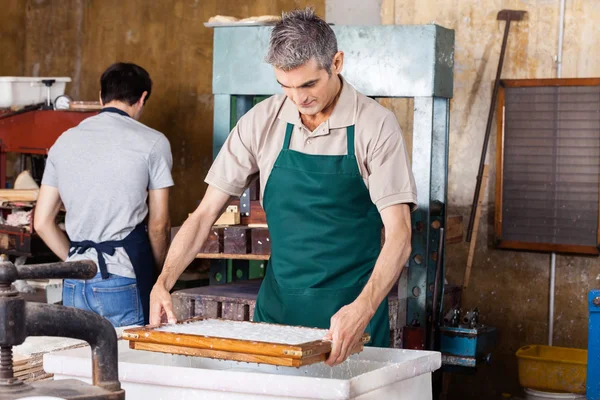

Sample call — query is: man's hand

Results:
[323,299,373,367]
[149,281,177,325]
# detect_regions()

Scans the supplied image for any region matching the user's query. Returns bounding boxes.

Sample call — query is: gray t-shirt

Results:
[42,110,174,278]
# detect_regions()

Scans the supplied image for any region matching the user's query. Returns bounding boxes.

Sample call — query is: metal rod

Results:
[15,260,97,281]
[549,252,556,346]
[466,17,514,242]
[25,302,121,392]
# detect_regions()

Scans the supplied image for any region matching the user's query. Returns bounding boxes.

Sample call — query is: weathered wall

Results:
[17,0,324,225]
[326,0,383,25]
[0,0,26,76]
[375,0,600,398]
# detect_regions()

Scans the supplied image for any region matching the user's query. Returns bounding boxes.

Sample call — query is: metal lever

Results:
[14,260,97,281]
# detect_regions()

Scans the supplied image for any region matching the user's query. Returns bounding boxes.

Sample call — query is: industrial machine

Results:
[0,259,124,399]
[439,307,497,368]
[204,24,454,351]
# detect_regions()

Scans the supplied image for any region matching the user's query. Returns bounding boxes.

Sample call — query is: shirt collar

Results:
[277,75,357,129]
[100,107,131,118]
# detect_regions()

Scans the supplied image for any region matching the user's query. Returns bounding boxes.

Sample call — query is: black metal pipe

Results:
[25,302,121,392]
[466,18,514,243]
[15,260,97,281]
[429,227,445,350]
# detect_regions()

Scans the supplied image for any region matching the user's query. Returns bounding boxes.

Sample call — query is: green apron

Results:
[253,122,389,347]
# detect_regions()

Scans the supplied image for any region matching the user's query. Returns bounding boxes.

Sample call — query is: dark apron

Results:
[254,122,389,347]
[69,223,155,324]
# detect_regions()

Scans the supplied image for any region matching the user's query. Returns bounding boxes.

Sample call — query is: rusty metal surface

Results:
[25,302,120,392]
[16,260,96,280]
[0,259,124,398]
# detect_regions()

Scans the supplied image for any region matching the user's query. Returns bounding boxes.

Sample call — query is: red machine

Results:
[0,107,96,187]
[0,107,95,256]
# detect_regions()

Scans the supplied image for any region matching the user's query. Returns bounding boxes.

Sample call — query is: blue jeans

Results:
[63,273,144,327]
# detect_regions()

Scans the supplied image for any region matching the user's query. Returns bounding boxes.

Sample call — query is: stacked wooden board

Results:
[123,318,370,367]
[12,336,89,383]
[11,327,132,383]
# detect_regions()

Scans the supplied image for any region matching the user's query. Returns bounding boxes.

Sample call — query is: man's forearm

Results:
[148,224,170,277]
[37,223,70,261]
[356,230,411,316]
[156,212,218,291]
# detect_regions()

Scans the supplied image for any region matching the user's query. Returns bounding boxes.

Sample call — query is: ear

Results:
[99,91,104,106]
[138,91,148,106]
[332,51,344,74]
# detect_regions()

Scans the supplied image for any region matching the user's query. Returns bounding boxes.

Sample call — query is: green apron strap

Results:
[283,123,294,150]
[346,125,355,156]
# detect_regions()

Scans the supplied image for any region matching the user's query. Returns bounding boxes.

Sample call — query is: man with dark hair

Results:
[35,62,173,327]
[151,7,415,366]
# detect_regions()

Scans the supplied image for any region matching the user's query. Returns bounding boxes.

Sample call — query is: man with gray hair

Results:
[150,7,415,366]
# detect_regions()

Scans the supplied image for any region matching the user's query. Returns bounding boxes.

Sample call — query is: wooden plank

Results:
[131,341,312,367]
[0,1,25,76]
[445,215,463,244]
[501,78,600,88]
[14,366,44,378]
[0,190,38,202]
[380,0,396,25]
[131,339,364,367]
[495,240,600,255]
[463,165,488,289]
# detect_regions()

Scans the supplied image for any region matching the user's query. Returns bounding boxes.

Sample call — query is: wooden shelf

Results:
[196,253,270,261]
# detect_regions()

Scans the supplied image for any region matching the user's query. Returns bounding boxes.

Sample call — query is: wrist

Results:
[156,275,173,292]
[355,295,377,319]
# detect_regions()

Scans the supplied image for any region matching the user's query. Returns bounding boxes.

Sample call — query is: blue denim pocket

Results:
[62,280,76,307]
[90,278,142,327]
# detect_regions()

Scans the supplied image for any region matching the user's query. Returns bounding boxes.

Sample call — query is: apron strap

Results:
[346,125,355,156]
[283,123,294,150]
[68,241,115,279]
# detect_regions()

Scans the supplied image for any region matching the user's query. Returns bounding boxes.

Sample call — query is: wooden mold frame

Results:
[122,318,371,367]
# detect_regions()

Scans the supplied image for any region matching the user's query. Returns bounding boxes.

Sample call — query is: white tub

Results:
[44,341,441,400]
[0,77,71,108]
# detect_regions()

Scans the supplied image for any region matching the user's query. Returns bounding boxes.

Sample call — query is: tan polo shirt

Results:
[205,77,417,212]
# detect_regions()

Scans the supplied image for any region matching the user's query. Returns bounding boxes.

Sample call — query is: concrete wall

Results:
[326,0,383,25]
[326,0,600,398]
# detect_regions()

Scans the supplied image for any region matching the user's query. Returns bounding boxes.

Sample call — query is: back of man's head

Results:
[100,63,152,106]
